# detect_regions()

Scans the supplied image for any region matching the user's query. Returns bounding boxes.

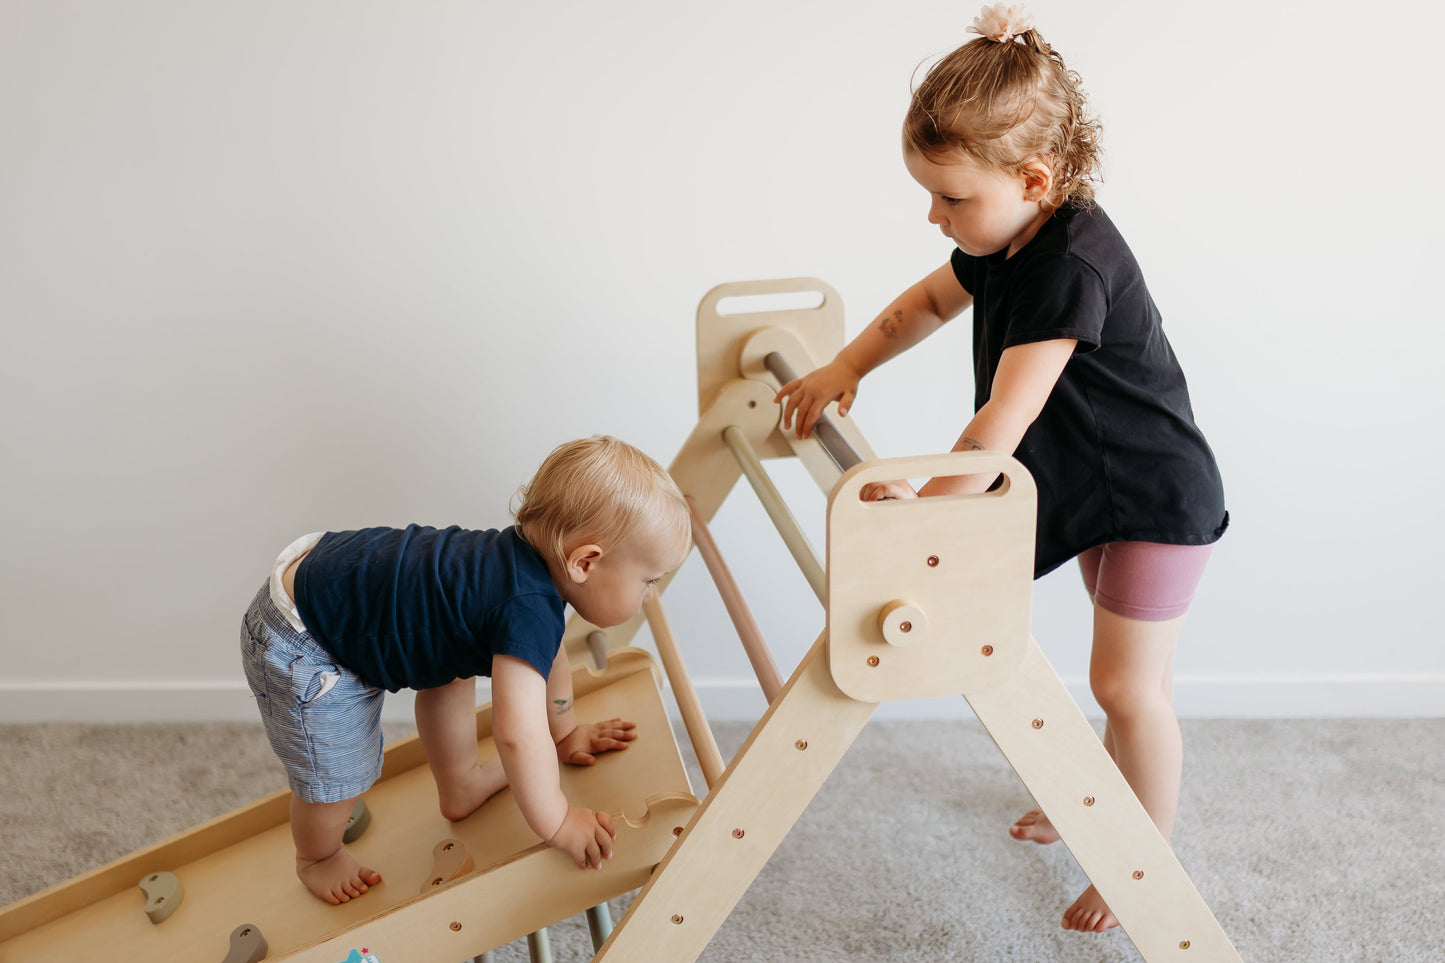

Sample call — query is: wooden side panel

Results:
[827,451,1036,703]
[695,277,842,417]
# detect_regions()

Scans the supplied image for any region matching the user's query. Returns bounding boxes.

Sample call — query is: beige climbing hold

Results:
[342,796,371,843]
[221,922,268,963]
[138,870,183,923]
[420,837,474,893]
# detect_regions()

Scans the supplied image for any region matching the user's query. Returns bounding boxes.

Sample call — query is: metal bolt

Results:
[1132,870,1145,880]
[927,555,940,567]
[899,620,912,633]
[1083,796,1095,807]
[732,828,745,839]
[671,914,684,925]
[1179,940,1191,950]
[1031,718,1044,729]
[980,644,994,656]
[867,655,880,667]
[450,922,462,932]
[795,739,808,750]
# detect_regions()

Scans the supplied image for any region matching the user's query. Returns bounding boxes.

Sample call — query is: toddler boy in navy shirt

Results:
[240,436,691,904]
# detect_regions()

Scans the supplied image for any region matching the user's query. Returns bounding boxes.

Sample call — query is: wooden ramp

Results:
[0,649,697,962]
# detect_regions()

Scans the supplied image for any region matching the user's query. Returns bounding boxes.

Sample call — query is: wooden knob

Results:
[878,600,927,647]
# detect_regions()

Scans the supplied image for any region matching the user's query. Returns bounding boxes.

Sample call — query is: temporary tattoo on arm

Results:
[552,697,573,715]
[877,309,904,338]
[959,436,986,451]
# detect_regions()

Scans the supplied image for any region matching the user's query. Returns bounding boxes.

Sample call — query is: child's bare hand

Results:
[774,360,861,439]
[547,806,616,869]
[860,480,917,501]
[556,718,636,766]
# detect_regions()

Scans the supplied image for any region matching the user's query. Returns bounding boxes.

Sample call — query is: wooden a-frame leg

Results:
[962,636,1242,961]
[592,633,875,962]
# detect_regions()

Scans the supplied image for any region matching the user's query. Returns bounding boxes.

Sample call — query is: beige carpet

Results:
[3,718,1442,962]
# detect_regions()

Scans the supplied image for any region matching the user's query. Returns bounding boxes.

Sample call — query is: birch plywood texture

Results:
[0,650,696,963]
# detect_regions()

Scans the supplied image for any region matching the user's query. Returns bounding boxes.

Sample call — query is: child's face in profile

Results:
[904,148,1050,259]
[558,518,690,628]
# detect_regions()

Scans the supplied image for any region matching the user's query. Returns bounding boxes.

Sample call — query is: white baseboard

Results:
[1,675,1442,723]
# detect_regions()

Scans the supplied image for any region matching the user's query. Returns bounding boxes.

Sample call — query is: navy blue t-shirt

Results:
[951,204,1228,577]
[293,525,565,692]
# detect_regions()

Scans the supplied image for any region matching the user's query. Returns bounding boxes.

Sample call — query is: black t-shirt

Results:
[293,524,565,691]
[950,204,1228,577]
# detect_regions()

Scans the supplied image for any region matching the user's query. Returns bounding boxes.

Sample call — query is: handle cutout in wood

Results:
[714,290,825,316]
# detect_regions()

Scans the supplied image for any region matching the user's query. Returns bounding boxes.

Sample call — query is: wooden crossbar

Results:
[684,495,783,703]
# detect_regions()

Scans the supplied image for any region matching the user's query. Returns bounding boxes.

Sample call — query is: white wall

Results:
[2,1,1441,722]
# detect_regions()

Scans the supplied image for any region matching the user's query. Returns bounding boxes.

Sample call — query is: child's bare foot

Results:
[438,757,509,822]
[296,847,382,905]
[1009,808,1061,844]
[1061,884,1118,932]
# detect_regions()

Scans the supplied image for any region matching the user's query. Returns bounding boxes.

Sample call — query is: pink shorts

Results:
[1077,541,1213,622]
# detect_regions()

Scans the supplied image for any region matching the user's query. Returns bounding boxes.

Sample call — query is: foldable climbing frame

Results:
[568,277,1244,961]
[0,277,1243,962]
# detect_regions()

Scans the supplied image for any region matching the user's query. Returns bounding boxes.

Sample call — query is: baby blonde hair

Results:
[513,435,689,569]
[903,21,1102,209]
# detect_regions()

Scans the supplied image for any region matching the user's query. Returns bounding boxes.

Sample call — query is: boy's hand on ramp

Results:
[556,717,637,766]
[547,806,617,869]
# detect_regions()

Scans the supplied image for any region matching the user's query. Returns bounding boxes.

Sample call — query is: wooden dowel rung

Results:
[720,425,826,604]
[686,496,783,703]
[643,595,726,789]
[585,630,608,670]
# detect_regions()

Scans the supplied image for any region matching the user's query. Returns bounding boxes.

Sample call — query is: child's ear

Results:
[564,544,604,584]
[1020,157,1053,202]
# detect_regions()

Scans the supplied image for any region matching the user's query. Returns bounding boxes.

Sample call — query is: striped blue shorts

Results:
[240,583,385,803]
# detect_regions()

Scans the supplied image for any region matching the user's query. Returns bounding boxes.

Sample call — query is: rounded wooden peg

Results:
[421,837,475,893]
[221,922,268,963]
[138,870,183,923]
[342,796,371,843]
[878,600,927,647]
